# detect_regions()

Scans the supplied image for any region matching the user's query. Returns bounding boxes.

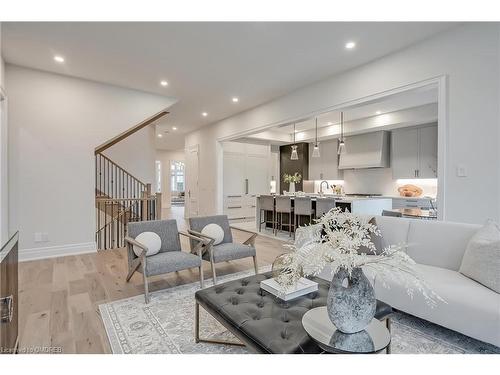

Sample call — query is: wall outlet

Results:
[456,164,467,177]
[34,232,49,242]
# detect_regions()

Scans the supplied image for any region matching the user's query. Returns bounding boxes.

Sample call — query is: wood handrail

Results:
[96,153,147,187]
[94,110,169,155]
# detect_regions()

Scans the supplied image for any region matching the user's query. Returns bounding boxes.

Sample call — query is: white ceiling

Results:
[275,84,438,134]
[2,22,456,150]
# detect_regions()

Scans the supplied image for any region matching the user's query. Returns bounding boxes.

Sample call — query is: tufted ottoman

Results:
[194,272,393,353]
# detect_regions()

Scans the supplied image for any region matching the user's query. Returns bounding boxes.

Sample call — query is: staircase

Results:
[94,110,168,250]
[95,153,162,250]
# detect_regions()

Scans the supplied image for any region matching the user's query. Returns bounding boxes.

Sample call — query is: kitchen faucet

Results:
[319,180,329,195]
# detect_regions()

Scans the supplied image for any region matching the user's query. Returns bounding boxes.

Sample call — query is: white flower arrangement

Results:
[275,207,445,307]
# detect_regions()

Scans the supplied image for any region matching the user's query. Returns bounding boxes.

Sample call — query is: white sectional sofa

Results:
[318,216,500,347]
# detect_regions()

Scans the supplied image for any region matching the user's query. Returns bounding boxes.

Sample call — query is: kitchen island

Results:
[254,194,392,232]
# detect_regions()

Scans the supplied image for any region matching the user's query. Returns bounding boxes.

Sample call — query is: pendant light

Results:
[337,111,346,155]
[312,118,320,158]
[290,123,299,160]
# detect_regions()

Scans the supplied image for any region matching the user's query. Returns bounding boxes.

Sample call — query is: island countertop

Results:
[255,194,391,203]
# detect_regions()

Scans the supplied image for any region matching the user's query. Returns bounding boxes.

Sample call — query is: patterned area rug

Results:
[99,267,499,354]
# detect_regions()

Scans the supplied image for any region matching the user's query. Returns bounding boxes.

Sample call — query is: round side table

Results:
[302,306,391,354]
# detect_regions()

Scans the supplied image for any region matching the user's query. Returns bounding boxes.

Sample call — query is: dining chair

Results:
[294,196,315,228]
[275,196,295,237]
[259,195,276,234]
[315,197,336,219]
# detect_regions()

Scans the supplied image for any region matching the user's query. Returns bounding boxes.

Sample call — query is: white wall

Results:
[156,149,185,208]
[0,23,5,88]
[103,125,156,184]
[7,65,176,258]
[0,22,8,246]
[186,23,500,224]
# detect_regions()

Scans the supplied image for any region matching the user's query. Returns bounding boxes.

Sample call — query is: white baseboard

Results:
[19,242,97,262]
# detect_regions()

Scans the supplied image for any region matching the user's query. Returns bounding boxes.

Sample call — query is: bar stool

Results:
[294,197,315,228]
[275,196,294,237]
[259,195,277,233]
[315,197,336,219]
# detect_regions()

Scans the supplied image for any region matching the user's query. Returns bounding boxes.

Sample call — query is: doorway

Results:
[185,145,199,218]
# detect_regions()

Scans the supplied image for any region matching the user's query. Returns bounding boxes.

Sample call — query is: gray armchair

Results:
[125,219,210,303]
[188,215,258,285]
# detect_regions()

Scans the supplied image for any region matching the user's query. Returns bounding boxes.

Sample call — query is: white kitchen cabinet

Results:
[308,139,342,180]
[223,142,270,219]
[391,124,437,179]
[418,125,438,178]
[392,197,434,209]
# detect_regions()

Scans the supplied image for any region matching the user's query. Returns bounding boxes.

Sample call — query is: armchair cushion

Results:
[201,223,225,245]
[133,231,162,257]
[128,219,181,254]
[204,242,256,263]
[140,251,202,276]
[189,215,233,249]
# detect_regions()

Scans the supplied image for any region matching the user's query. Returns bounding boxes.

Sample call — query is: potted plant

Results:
[275,207,443,333]
[283,172,302,193]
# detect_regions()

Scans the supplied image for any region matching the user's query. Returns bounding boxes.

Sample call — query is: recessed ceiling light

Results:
[160,80,168,87]
[172,126,177,130]
[157,134,163,138]
[345,41,356,50]
[54,55,65,63]
[202,112,208,117]
[327,122,333,126]
[376,111,382,115]
[232,97,239,103]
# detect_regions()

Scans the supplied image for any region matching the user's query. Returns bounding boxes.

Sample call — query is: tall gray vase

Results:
[326,267,376,334]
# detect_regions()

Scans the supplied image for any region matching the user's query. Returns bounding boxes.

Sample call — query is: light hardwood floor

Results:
[18,207,286,353]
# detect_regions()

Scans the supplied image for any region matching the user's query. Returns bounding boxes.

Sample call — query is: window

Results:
[170,161,185,192]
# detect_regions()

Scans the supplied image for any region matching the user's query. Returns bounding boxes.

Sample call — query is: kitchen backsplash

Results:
[305,168,437,197]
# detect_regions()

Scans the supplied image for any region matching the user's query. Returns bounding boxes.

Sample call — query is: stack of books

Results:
[260,277,318,301]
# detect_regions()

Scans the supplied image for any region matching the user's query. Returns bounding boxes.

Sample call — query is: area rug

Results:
[99,267,499,354]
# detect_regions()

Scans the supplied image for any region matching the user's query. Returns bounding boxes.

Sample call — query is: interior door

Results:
[185,145,200,218]
[0,232,18,354]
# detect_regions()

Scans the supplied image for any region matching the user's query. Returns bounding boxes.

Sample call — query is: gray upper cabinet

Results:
[391,124,437,179]
[308,139,342,180]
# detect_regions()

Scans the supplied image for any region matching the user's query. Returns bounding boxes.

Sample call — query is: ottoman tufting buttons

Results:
[230,296,239,305]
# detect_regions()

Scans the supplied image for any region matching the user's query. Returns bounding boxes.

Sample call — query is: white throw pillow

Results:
[201,223,224,245]
[134,231,162,257]
[459,220,500,293]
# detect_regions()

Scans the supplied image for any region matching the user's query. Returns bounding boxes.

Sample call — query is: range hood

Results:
[338,131,390,169]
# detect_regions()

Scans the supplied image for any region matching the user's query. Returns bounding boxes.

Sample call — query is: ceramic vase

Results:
[289,182,296,193]
[326,267,376,333]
